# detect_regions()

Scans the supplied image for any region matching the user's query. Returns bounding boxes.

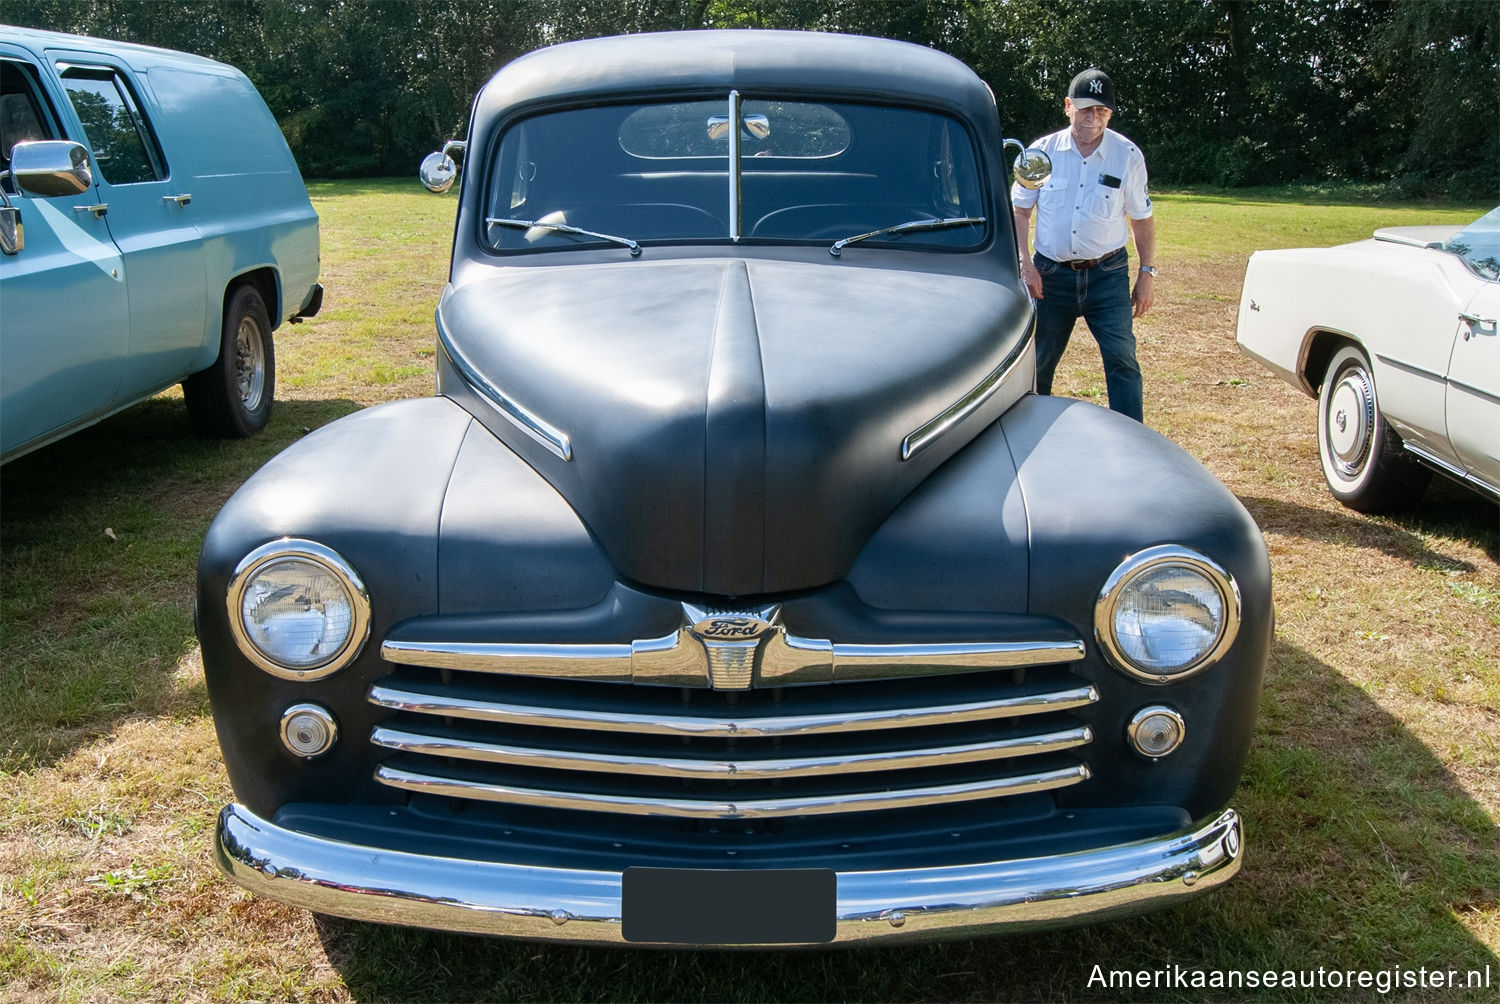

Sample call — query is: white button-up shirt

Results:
[1011,127,1151,262]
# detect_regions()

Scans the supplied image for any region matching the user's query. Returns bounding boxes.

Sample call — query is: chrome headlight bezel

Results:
[1095,545,1241,684]
[226,539,371,680]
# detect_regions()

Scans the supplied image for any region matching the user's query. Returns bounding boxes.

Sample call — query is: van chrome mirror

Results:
[0,196,21,255]
[10,140,93,198]
[1004,139,1052,191]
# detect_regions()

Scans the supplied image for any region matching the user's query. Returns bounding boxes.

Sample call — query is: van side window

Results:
[1,58,62,189]
[58,64,165,184]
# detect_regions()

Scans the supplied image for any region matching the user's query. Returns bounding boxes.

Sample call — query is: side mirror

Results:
[419,139,467,194]
[10,140,94,198]
[1004,138,1052,191]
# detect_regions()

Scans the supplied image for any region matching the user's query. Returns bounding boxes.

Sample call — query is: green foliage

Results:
[4,2,1493,199]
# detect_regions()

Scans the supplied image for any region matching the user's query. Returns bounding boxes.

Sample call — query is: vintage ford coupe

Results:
[201,31,1271,946]
[1236,207,1500,512]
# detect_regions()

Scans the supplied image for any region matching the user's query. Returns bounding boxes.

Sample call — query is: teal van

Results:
[0,26,320,461]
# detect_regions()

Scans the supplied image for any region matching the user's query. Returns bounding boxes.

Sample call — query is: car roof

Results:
[475,30,996,122]
[0,24,228,72]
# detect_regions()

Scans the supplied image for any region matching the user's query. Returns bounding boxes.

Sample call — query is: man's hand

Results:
[1132,273,1153,317]
[1020,258,1044,299]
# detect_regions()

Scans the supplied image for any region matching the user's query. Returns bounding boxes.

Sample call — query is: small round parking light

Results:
[281,703,338,759]
[1128,706,1186,760]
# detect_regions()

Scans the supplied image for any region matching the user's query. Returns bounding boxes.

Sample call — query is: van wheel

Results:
[185,286,275,437]
[1316,345,1428,512]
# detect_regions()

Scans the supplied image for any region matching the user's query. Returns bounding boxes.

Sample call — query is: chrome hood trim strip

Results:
[367,682,1100,737]
[436,307,573,460]
[369,724,1093,779]
[901,307,1035,461]
[372,763,1091,818]
[217,804,1243,944]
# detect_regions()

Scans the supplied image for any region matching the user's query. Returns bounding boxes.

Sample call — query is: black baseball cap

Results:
[1068,68,1116,111]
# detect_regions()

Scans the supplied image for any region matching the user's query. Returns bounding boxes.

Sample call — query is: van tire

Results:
[185,285,275,438]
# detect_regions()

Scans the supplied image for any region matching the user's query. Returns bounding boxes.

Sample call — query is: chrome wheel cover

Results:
[234,316,267,411]
[1325,366,1374,478]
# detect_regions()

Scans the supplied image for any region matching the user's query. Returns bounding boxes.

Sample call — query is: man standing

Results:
[1012,68,1155,422]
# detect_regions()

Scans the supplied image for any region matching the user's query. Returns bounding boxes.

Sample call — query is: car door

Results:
[50,52,207,403]
[1446,280,1500,492]
[0,50,129,460]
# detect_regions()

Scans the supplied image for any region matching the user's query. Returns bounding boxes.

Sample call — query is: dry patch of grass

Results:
[2,184,1496,1001]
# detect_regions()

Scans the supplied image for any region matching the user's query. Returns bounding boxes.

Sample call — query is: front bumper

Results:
[216,803,1243,946]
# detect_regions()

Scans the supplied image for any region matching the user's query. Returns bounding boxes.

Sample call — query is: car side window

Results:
[0,58,63,190]
[58,63,165,184]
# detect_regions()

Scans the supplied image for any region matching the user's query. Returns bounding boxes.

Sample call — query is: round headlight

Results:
[227,540,370,680]
[1095,546,1240,683]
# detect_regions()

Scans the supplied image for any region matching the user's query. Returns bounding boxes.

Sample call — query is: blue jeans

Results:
[1033,250,1143,422]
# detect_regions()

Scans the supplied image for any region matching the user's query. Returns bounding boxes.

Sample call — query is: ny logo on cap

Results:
[1089,80,1103,94]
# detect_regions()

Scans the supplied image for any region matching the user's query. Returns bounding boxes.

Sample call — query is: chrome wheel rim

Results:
[235,316,266,411]
[1325,366,1374,478]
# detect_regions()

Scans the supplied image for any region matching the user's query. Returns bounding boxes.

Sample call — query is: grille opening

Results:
[369,662,1097,820]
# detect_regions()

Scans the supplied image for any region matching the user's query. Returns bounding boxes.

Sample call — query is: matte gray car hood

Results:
[438,256,1030,596]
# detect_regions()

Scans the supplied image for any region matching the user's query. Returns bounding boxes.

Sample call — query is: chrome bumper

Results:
[217,804,1243,945]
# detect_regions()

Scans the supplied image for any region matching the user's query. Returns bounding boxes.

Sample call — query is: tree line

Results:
[7,1,1496,198]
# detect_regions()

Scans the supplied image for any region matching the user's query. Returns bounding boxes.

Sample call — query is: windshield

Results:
[484,96,986,254]
[1443,206,1500,281]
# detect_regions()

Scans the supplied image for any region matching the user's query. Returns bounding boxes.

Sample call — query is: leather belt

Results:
[1045,248,1125,270]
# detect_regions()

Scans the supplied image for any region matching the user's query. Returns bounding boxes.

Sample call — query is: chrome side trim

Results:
[436,308,573,461]
[1447,375,1500,406]
[381,600,1086,689]
[372,763,1090,818]
[901,317,1034,461]
[216,804,1243,944]
[369,725,1093,779]
[1403,442,1500,500]
[366,682,1100,737]
[1402,440,1468,479]
[1373,350,1445,383]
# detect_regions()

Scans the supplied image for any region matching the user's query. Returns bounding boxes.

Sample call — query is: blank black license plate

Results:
[622,867,836,944]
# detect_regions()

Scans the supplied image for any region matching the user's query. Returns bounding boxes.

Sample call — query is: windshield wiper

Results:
[829,216,986,257]
[486,217,641,256]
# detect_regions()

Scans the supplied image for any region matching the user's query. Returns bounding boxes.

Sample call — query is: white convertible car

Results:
[1236,207,1499,512]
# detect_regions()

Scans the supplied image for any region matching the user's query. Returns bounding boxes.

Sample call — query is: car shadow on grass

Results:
[1241,477,1499,570]
[0,395,363,772]
[311,635,1498,1003]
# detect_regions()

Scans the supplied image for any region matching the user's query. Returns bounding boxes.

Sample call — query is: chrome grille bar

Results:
[380,601,1086,690]
[370,724,1093,779]
[373,763,1091,819]
[367,682,1099,737]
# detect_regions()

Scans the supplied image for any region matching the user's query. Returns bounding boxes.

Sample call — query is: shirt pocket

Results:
[1038,178,1068,210]
[1084,182,1122,222]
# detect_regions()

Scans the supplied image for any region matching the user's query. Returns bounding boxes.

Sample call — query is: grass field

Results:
[2,180,1496,1002]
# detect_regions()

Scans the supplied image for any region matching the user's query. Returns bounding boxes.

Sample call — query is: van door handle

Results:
[163,193,192,206]
[72,203,108,219]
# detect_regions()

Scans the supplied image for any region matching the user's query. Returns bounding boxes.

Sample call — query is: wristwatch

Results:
[1139,265,1158,277]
